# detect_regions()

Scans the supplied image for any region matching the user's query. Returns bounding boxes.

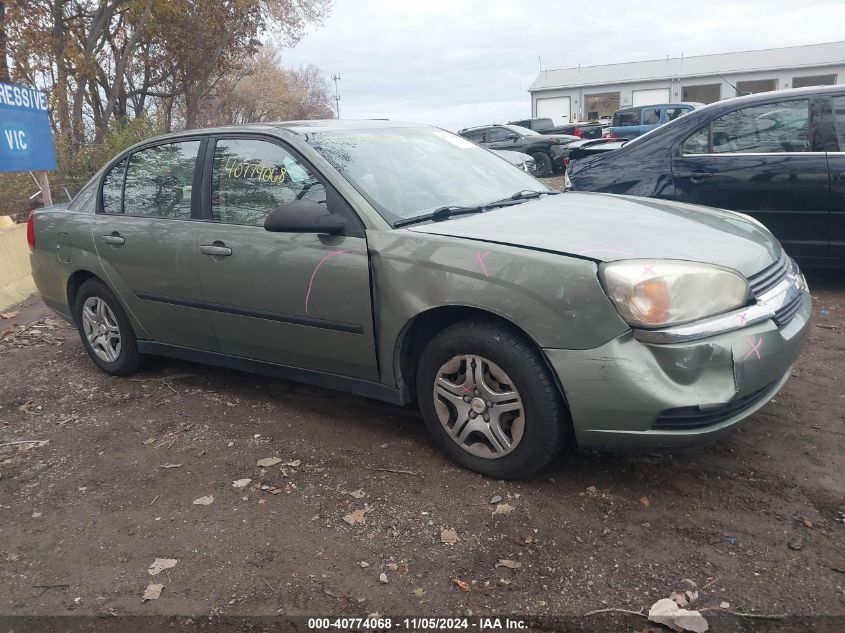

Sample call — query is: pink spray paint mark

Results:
[577,248,636,257]
[475,251,490,277]
[304,248,366,315]
[744,336,763,360]
[641,265,656,277]
[460,384,474,395]
[738,311,749,324]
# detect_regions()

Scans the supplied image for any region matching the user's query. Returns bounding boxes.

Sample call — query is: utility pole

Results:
[331,73,341,119]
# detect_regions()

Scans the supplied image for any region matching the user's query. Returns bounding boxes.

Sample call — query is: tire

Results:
[74,278,143,376]
[415,319,567,479]
[531,151,553,177]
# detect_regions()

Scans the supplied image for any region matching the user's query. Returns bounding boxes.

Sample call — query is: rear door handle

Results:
[101,233,125,246]
[200,243,232,257]
[689,172,711,184]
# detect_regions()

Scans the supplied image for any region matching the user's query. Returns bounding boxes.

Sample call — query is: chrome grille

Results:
[747,252,789,297]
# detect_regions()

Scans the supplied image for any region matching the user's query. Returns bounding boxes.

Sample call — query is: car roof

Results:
[616,103,702,112]
[136,119,429,144]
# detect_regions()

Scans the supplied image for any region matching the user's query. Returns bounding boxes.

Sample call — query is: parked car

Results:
[492,149,537,174]
[458,124,576,176]
[29,120,810,479]
[569,86,845,267]
[607,103,702,139]
[563,138,627,167]
[509,117,605,140]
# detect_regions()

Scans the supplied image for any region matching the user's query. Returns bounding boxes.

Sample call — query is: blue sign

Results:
[0,82,56,172]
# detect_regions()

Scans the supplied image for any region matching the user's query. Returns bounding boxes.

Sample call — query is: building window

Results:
[735,79,777,96]
[584,92,620,121]
[792,74,837,88]
[681,84,721,104]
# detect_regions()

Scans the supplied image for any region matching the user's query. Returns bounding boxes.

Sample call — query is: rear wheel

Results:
[416,320,567,479]
[74,279,143,376]
[531,151,553,177]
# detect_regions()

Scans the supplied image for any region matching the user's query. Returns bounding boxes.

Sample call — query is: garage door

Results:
[632,88,670,107]
[536,97,571,126]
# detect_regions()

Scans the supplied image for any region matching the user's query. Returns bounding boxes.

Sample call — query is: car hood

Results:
[405,192,782,277]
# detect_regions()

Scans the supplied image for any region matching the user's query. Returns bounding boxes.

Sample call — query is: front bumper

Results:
[544,275,811,451]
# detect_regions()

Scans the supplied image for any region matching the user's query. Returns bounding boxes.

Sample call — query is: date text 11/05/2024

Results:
[307,617,528,630]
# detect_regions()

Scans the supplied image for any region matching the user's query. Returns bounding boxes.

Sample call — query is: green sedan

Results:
[28,120,811,478]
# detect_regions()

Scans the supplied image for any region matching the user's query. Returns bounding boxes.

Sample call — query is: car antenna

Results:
[719,74,750,96]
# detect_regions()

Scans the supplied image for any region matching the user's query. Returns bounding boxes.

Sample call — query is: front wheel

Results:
[415,320,567,479]
[74,279,143,376]
[530,151,554,177]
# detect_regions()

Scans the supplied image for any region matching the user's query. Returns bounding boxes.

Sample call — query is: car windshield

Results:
[307,127,549,225]
[505,124,539,136]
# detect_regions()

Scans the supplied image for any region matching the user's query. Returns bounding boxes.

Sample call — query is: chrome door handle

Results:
[102,233,125,246]
[200,243,232,257]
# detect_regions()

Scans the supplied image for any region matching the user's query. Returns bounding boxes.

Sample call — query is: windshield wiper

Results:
[394,205,485,228]
[484,189,560,209]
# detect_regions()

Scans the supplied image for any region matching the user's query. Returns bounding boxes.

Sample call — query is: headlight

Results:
[600,260,749,328]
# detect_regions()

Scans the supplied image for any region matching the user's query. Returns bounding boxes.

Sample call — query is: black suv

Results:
[458,124,576,176]
[568,85,845,267]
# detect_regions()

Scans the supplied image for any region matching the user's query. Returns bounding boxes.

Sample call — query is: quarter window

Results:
[211,138,325,226]
[123,141,200,218]
[710,100,810,153]
[101,158,126,214]
[681,127,709,154]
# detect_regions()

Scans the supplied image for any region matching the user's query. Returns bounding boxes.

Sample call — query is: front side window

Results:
[665,107,689,122]
[123,141,200,218]
[641,108,661,125]
[711,99,810,153]
[101,158,126,214]
[211,138,324,226]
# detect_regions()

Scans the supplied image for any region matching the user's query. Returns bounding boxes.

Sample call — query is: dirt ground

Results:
[1,269,844,628]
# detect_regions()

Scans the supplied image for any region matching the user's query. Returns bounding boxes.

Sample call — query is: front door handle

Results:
[101,232,125,246]
[200,242,232,257]
[689,172,711,184]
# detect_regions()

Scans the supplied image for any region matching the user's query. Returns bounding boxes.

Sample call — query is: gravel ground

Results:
[0,270,843,629]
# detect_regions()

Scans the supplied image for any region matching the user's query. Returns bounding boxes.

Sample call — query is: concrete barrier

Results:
[0,223,36,310]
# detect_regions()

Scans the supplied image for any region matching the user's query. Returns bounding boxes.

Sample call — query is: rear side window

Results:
[641,108,661,125]
[613,110,639,126]
[711,100,810,153]
[461,129,485,143]
[101,158,126,214]
[485,127,512,142]
[832,96,845,150]
[211,138,325,226]
[122,141,201,218]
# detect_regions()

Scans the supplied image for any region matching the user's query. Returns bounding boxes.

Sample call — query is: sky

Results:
[281,0,845,132]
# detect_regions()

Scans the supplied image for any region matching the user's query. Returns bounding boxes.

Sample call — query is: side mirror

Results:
[264,199,346,235]
[506,133,519,141]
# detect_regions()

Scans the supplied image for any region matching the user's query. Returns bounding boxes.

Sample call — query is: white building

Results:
[529,41,845,124]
